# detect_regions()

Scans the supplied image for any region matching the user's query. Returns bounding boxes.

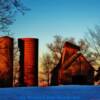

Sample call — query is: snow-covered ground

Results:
[0,85,100,100]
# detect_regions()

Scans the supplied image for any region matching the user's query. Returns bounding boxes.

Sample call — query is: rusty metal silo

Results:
[18,38,38,86]
[0,36,13,87]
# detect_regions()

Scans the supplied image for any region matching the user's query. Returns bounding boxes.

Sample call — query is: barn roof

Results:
[63,42,80,50]
[53,41,94,71]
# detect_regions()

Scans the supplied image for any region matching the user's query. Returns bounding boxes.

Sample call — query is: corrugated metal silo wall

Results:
[18,38,38,86]
[0,36,13,87]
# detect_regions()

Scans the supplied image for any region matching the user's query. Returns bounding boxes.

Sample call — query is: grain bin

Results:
[18,38,38,86]
[0,36,13,87]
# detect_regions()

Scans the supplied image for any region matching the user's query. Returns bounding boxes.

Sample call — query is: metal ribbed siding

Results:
[18,38,38,86]
[0,36,13,87]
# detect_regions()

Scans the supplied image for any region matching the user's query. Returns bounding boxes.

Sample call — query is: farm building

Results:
[51,42,94,85]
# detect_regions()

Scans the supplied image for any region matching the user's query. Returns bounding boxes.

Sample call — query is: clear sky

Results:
[10,0,100,54]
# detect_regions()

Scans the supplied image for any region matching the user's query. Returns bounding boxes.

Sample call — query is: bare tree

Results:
[0,0,29,32]
[85,25,100,57]
[83,25,100,85]
[40,35,78,86]
[78,39,94,61]
[83,25,100,71]
[13,39,19,86]
[40,53,53,86]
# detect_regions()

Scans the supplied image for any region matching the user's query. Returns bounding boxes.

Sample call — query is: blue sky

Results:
[10,0,100,54]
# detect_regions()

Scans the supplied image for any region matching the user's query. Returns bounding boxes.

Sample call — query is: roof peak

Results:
[63,41,80,50]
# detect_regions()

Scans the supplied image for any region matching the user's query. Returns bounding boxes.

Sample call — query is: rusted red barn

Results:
[18,38,38,86]
[51,42,94,85]
[0,36,13,87]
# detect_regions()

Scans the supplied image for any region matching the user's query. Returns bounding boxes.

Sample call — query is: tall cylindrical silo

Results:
[0,36,13,87]
[18,38,38,86]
